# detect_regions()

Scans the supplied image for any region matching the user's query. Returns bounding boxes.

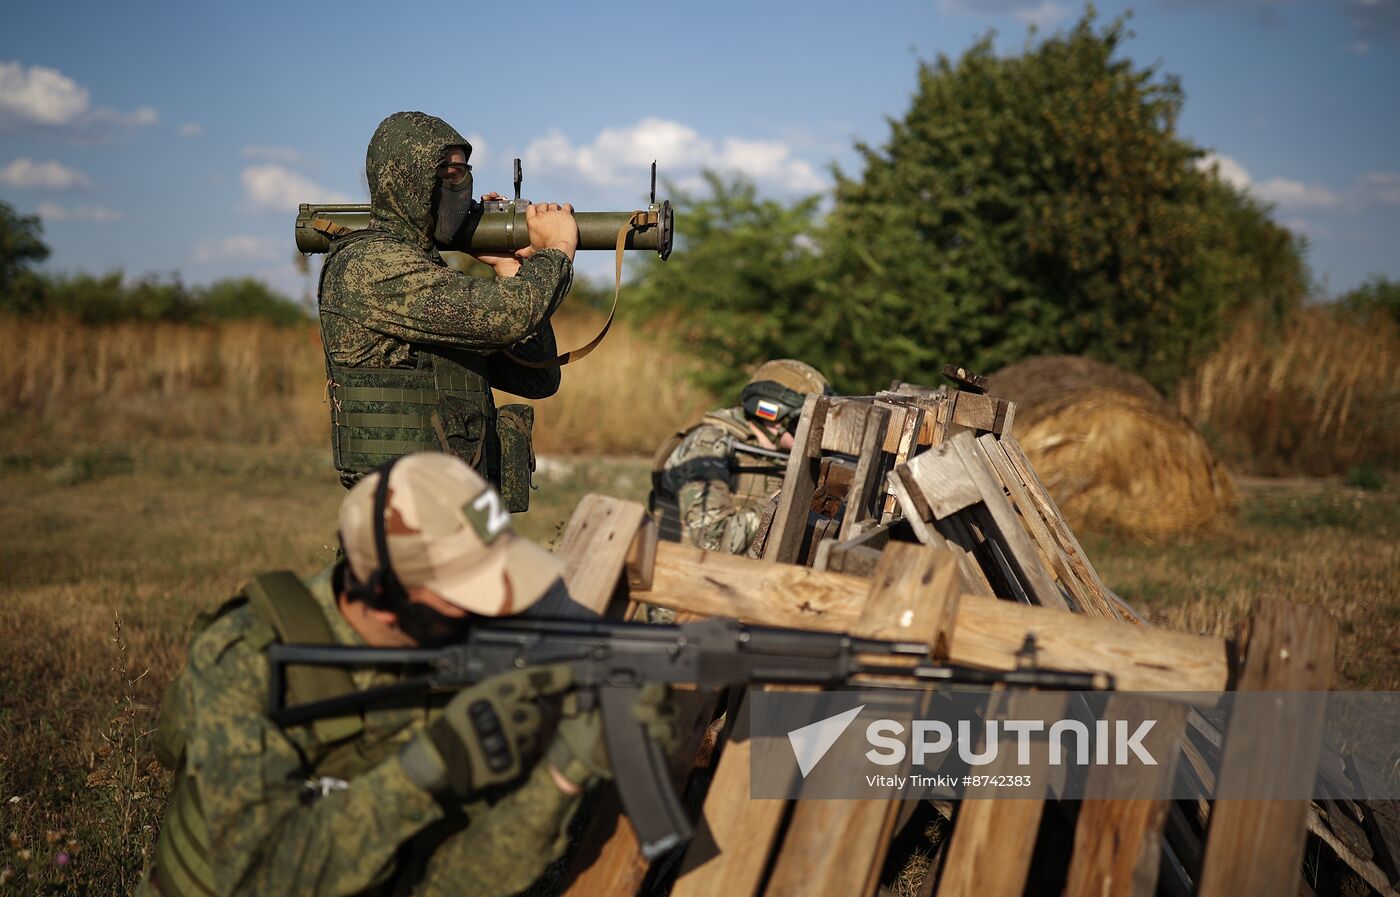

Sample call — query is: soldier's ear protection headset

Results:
[343,456,409,612]
[740,379,833,433]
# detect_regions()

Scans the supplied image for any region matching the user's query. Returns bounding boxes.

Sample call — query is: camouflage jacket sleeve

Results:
[182,612,444,896]
[663,425,760,554]
[415,763,580,897]
[329,242,573,353]
[486,319,562,399]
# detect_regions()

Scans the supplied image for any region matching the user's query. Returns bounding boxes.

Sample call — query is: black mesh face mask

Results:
[432,147,475,247]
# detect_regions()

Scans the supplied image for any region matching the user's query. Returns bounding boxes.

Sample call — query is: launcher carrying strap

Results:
[505,209,657,369]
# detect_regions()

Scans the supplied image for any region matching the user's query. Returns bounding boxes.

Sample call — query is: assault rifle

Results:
[268,616,1112,859]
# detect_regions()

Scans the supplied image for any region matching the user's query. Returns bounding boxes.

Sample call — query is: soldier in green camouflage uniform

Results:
[650,359,831,554]
[139,454,674,897]
[318,111,580,510]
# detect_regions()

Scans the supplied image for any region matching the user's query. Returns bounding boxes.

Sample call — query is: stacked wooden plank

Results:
[548,377,1394,897]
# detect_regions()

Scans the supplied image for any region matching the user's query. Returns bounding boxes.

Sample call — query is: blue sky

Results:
[2,0,1396,300]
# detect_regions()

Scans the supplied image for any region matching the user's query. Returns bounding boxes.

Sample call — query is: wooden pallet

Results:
[547,380,1383,897]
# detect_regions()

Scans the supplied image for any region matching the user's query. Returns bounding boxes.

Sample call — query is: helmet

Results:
[740,359,832,430]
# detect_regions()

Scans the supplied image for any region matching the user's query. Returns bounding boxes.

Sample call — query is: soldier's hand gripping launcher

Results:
[295,158,673,259]
[267,616,1113,861]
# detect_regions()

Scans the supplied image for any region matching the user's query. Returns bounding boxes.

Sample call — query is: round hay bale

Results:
[988,358,1237,543]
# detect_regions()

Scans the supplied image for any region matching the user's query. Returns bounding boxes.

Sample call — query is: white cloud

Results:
[179,122,203,138]
[1013,2,1069,28]
[523,118,827,195]
[0,158,90,190]
[242,145,302,164]
[191,234,280,264]
[1254,177,1342,210]
[36,202,123,223]
[1358,172,1400,207]
[0,61,157,135]
[1195,152,1252,191]
[936,0,1071,28]
[1196,151,1400,213]
[241,164,353,213]
[465,133,488,167]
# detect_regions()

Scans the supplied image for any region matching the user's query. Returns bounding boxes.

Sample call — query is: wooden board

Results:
[670,695,789,897]
[1197,600,1338,897]
[838,404,892,541]
[999,436,1121,622]
[975,435,1120,620]
[947,597,1230,693]
[640,542,1229,692]
[893,442,982,520]
[1063,696,1189,897]
[946,433,1066,610]
[765,544,963,897]
[934,691,1068,897]
[557,494,649,613]
[648,541,870,628]
[765,394,830,564]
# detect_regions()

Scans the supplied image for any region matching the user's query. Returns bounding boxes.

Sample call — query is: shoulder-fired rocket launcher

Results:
[294,158,673,258]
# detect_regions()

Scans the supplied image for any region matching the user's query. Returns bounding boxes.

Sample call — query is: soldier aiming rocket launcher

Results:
[266,616,1113,860]
[295,158,673,259]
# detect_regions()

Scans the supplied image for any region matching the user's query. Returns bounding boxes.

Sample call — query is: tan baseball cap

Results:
[339,452,564,617]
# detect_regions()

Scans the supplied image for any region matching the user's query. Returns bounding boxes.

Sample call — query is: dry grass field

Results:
[0,306,1396,894]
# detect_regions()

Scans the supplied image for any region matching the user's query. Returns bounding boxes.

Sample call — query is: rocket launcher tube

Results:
[295,200,674,259]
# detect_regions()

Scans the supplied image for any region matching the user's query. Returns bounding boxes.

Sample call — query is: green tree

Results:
[197,277,307,325]
[817,12,1306,392]
[628,171,825,394]
[1337,275,1400,325]
[0,200,50,314]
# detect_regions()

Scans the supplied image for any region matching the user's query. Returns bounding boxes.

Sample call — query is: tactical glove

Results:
[399,665,572,800]
[545,683,679,789]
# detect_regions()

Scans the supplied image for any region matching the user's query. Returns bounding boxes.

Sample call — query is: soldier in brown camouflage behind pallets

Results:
[138,453,675,897]
[318,111,580,511]
[650,359,833,555]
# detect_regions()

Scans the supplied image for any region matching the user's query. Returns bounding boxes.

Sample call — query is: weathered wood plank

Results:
[947,433,1067,610]
[820,396,878,455]
[948,597,1230,693]
[1197,600,1338,897]
[642,542,1229,692]
[558,495,649,612]
[766,544,962,897]
[648,540,870,629]
[936,691,1067,897]
[1063,696,1189,897]
[895,442,982,520]
[671,695,788,897]
[838,404,892,541]
[950,390,1001,432]
[976,434,1121,620]
[1000,435,1122,622]
[765,394,830,564]
[889,467,943,545]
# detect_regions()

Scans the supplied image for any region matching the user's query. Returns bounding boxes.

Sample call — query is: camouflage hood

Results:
[365,111,470,252]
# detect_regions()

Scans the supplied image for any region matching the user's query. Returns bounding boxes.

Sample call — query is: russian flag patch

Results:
[755,399,783,421]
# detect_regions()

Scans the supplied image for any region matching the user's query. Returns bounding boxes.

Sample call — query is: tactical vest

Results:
[316,229,537,511]
[649,408,785,545]
[148,573,393,897]
[325,351,536,513]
